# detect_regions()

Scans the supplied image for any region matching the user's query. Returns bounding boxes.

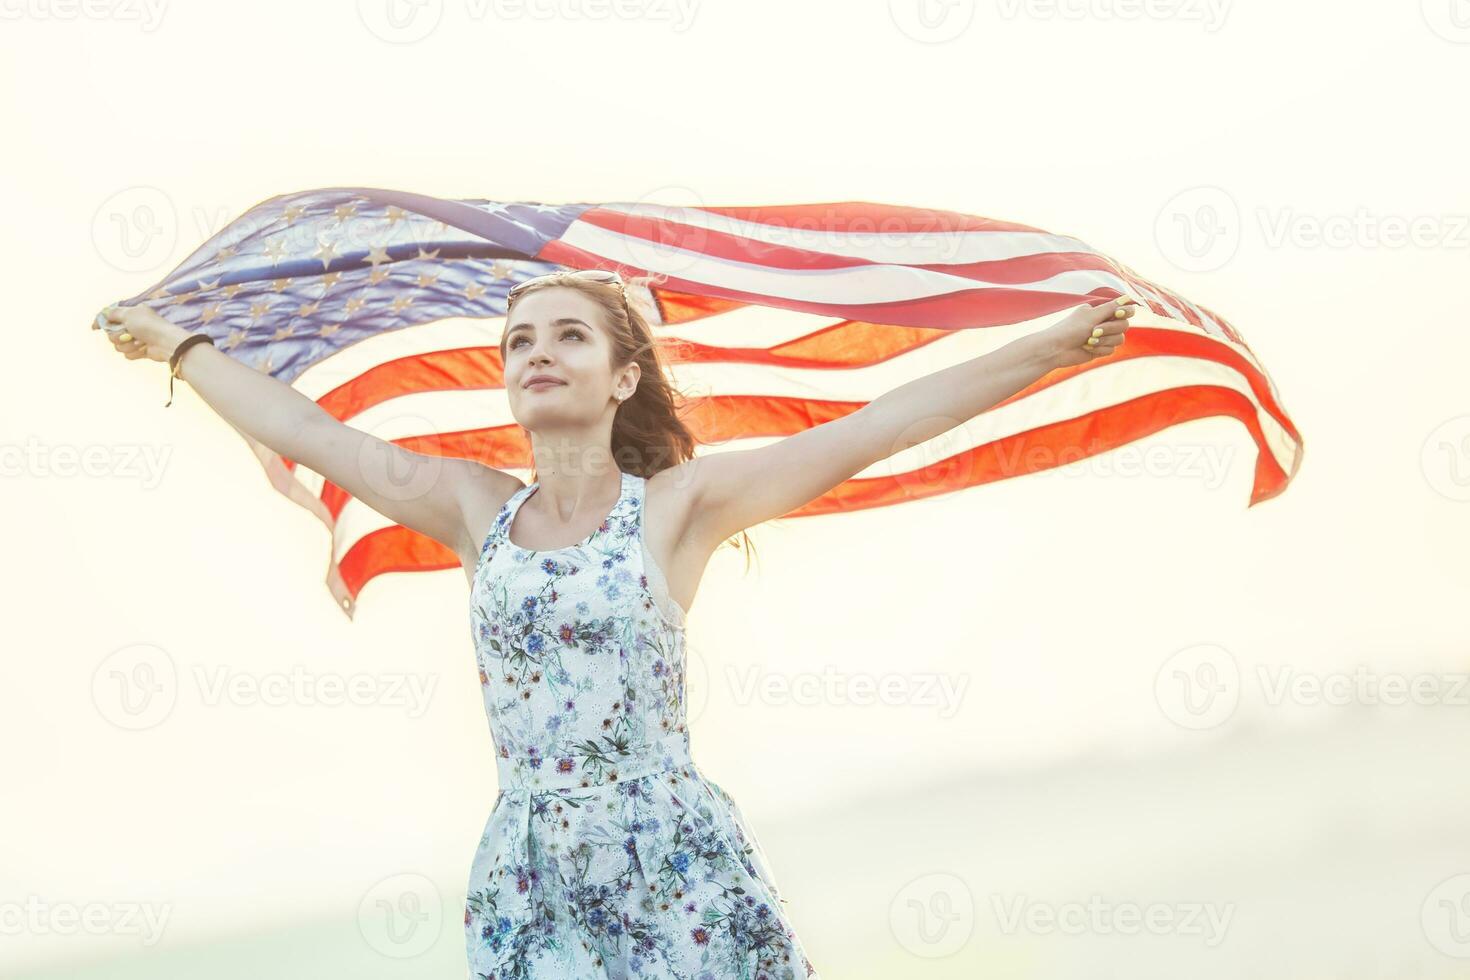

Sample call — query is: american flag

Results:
[101,187,1303,618]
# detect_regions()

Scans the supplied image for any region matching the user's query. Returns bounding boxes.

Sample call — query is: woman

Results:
[98,270,1134,977]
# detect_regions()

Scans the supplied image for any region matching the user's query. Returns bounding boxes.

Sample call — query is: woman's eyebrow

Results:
[506,317,593,336]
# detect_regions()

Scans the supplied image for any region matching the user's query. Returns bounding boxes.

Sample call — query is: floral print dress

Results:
[466,468,821,980]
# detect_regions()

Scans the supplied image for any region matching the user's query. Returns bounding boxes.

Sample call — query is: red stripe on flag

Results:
[330,381,1292,612]
[299,323,1299,528]
[695,201,1048,236]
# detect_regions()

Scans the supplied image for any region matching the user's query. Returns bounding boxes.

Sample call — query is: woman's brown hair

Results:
[501,271,757,571]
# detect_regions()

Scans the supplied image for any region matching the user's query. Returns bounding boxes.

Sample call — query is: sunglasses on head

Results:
[506,268,625,303]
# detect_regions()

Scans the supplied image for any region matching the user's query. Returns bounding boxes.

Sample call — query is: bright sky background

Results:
[3,1,1468,976]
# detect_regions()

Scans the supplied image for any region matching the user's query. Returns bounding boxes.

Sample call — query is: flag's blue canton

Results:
[120,188,597,385]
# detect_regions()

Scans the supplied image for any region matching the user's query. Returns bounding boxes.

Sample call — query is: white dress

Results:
[465,468,821,979]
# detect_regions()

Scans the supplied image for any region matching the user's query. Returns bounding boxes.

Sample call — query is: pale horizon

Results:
[4,1,1468,976]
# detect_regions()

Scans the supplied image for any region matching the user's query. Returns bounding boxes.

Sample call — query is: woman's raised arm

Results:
[681,296,1138,548]
[96,303,510,557]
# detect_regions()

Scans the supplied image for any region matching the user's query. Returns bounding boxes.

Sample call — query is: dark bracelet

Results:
[166,334,215,407]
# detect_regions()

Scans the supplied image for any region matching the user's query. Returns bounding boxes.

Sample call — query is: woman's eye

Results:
[509,329,584,350]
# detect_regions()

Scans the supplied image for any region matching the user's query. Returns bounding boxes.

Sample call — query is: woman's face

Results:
[503,286,631,427]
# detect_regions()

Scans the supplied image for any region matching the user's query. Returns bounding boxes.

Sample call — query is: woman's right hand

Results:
[93,304,191,364]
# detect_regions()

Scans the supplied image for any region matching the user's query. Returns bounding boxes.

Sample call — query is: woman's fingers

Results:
[108,330,144,354]
[1089,298,1137,336]
[1098,295,1139,321]
[96,306,129,339]
[96,305,156,361]
[1062,295,1137,360]
[1090,299,1122,323]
